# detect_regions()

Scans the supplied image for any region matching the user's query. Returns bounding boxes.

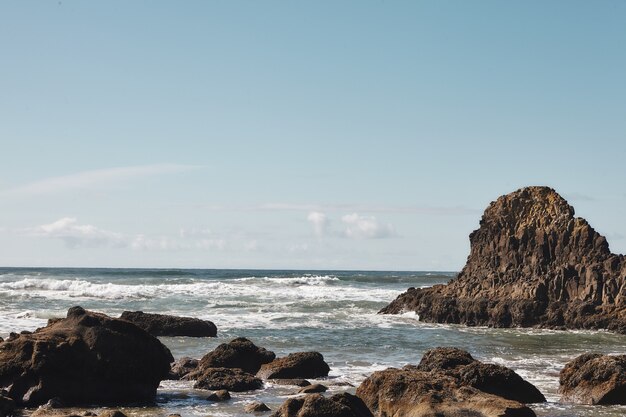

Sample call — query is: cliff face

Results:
[381,186,626,332]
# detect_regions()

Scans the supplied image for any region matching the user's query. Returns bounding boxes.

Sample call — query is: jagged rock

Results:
[270,393,373,417]
[257,352,330,380]
[194,368,263,392]
[207,389,231,402]
[245,402,271,413]
[381,186,626,332]
[169,357,199,380]
[356,366,536,417]
[559,353,626,404]
[192,337,275,375]
[0,306,173,406]
[298,384,328,394]
[120,311,217,337]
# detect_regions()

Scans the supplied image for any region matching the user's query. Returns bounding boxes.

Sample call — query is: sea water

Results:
[0,267,625,417]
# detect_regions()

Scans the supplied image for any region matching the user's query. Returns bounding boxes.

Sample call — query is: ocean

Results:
[0,267,624,417]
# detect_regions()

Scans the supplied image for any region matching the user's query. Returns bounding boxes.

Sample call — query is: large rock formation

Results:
[0,306,173,406]
[120,311,217,337]
[559,353,626,405]
[381,186,626,332]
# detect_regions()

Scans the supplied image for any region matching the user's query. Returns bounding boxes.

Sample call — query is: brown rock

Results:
[194,368,263,392]
[169,357,199,380]
[0,306,173,406]
[269,379,311,387]
[270,393,373,417]
[120,311,217,337]
[207,389,231,402]
[381,186,626,333]
[559,353,626,404]
[356,367,536,417]
[257,352,330,380]
[245,402,271,413]
[192,337,275,375]
[298,384,328,394]
[97,411,127,417]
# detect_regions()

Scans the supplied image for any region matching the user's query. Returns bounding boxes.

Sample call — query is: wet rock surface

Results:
[381,186,626,332]
[270,393,373,417]
[193,368,263,392]
[257,352,330,380]
[559,353,626,405]
[120,311,217,337]
[194,337,275,374]
[0,306,173,406]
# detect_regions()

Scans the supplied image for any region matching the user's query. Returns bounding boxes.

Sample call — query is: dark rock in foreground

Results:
[0,395,15,417]
[271,393,373,417]
[381,186,626,332]
[194,337,275,374]
[0,306,173,406]
[193,368,263,392]
[257,352,330,380]
[356,347,542,417]
[559,353,626,404]
[120,311,217,337]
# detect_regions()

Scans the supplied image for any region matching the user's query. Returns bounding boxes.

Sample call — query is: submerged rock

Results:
[270,393,373,417]
[0,306,173,406]
[120,311,217,337]
[206,389,231,402]
[298,383,328,394]
[355,347,542,417]
[257,352,330,380]
[193,368,263,392]
[559,353,626,404]
[193,337,275,374]
[381,186,626,332]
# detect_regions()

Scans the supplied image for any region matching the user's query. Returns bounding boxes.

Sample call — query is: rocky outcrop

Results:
[194,338,275,374]
[559,353,626,404]
[257,352,330,380]
[270,393,373,417]
[119,311,217,337]
[193,367,263,392]
[0,306,173,406]
[355,347,542,417]
[381,186,626,332]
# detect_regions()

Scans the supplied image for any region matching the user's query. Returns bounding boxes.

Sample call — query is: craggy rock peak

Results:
[0,306,173,406]
[381,186,626,332]
[356,347,542,417]
[559,353,626,405]
[120,311,217,337]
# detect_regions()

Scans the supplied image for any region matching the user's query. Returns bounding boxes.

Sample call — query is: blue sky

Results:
[1,1,625,270]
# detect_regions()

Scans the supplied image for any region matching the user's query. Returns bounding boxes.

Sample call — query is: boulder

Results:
[245,402,271,413]
[559,353,626,404]
[169,357,199,380]
[270,393,373,417]
[356,367,536,417]
[298,384,328,394]
[257,352,330,380]
[120,311,217,337]
[0,306,173,406]
[269,379,311,387]
[193,368,263,392]
[207,389,231,402]
[193,337,275,374]
[381,186,626,332]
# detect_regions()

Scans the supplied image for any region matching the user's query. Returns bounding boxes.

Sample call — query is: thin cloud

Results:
[2,163,200,197]
[307,211,329,237]
[341,213,396,239]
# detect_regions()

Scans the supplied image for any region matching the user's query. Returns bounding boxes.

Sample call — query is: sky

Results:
[1,1,625,270]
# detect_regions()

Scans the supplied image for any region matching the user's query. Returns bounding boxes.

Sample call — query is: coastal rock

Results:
[381,186,626,332]
[120,311,217,337]
[356,367,536,417]
[193,368,263,392]
[169,357,199,380]
[207,389,231,402]
[257,352,330,380]
[0,306,173,406]
[245,402,271,413]
[270,393,373,417]
[559,353,626,404]
[415,347,545,404]
[0,395,15,417]
[193,338,275,375]
[269,379,311,387]
[298,383,328,394]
